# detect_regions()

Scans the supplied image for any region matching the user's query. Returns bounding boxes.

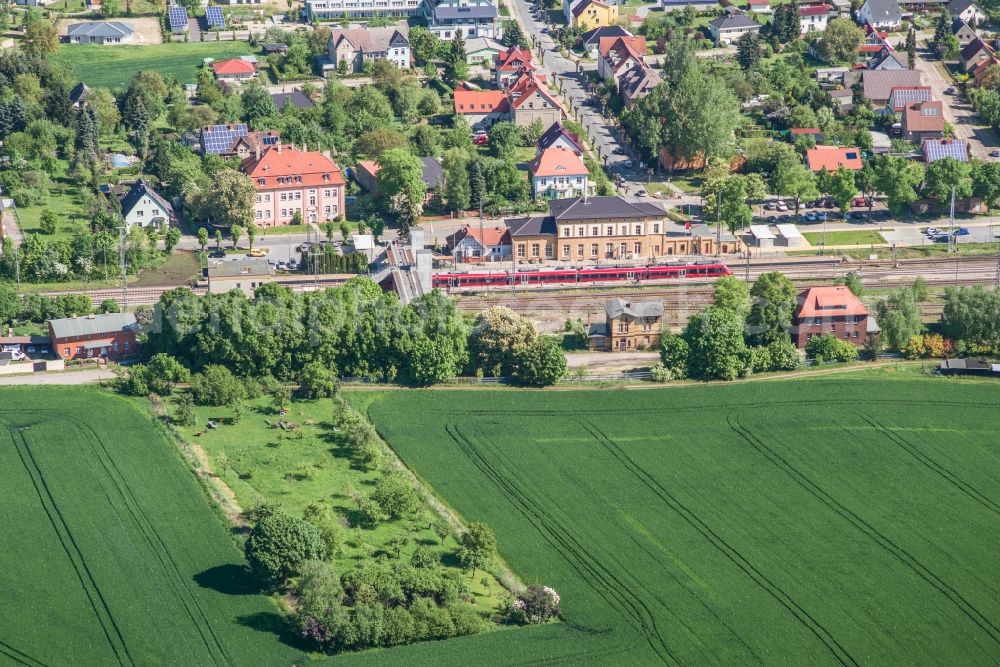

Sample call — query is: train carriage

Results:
[431,262,731,290]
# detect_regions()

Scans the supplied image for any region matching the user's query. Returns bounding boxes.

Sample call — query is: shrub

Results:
[370,472,421,519]
[99,299,120,314]
[648,362,672,383]
[805,335,858,363]
[191,364,245,406]
[765,339,802,371]
[144,353,190,395]
[748,345,772,373]
[659,333,689,379]
[172,392,197,427]
[515,337,567,386]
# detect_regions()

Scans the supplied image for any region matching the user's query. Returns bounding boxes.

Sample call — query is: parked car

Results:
[765,201,777,210]
[209,249,225,258]
[990,150,1000,158]
[636,189,647,197]
[473,134,488,145]
[954,227,970,236]
[277,261,287,270]
[931,234,950,243]
[622,159,633,168]
[805,212,817,221]
[925,226,941,236]
[247,248,267,258]
[776,201,788,212]
[288,259,298,270]
[613,147,626,155]
[816,212,827,222]
[946,87,956,94]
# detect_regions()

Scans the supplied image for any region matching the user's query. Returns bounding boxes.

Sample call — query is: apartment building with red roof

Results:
[791,285,876,347]
[529,146,590,199]
[505,69,565,128]
[240,144,345,227]
[596,35,646,84]
[453,88,508,130]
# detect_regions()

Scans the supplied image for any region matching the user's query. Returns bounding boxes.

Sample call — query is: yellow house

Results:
[569,0,619,30]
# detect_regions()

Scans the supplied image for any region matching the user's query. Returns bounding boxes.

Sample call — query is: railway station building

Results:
[589,298,664,352]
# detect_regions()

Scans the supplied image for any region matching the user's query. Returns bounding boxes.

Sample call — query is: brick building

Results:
[589,298,663,351]
[240,144,346,226]
[49,312,139,361]
[790,286,878,348]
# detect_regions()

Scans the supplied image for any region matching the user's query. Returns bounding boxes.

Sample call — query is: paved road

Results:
[914,49,999,161]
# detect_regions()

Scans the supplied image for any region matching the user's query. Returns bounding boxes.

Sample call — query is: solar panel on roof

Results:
[206,6,224,27]
[924,140,968,163]
[202,123,248,155]
[168,5,187,28]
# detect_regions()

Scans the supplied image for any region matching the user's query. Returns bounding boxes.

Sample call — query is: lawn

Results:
[353,376,1000,665]
[54,42,257,90]
[802,230,887,246]
[0,388,312,666]
[14,175,90,241]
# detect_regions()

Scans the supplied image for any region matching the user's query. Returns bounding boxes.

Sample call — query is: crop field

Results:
[0,388,310,666]
[54,42,256,89]
[355,376,1000,665]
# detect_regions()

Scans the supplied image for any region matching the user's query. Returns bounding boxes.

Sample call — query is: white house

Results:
[528,146,590,199]
[119,180,173,229]
[707,10,760,46]
[66,21,135,45]
[858,0,902,29]
[948,0,986,24]
[799,3,831,33]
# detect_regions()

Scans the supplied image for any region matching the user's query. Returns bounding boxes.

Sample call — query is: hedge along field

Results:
[0,388,312,667]
[355,377,1000,665]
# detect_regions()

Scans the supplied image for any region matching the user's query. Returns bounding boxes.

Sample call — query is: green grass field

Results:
[54,42,257,90]
[802,230,887,246]
[354,376,1000,665]
[0,388,312,666]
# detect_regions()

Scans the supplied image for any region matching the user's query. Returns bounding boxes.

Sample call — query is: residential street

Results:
[913,48,999,160]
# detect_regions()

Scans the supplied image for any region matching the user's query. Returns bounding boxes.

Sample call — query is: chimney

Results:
[255,144,261,160]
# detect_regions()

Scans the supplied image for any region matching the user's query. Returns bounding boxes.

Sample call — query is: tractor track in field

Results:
[728,414,1000,649]
[579,420,859,667]
[0,640,48,667]
[6,422,135,667]
[863,416,1000,518]
[445,423,678,666]
[14,408,235,667]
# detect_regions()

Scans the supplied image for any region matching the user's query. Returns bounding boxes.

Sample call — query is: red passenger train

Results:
[432,262,732,289]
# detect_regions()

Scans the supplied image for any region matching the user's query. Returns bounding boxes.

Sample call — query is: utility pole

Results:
[14,246,19,293]
[715,190,722,257]
[118,226,128,310]
[947,186,956,254]
[995,234,1000,288]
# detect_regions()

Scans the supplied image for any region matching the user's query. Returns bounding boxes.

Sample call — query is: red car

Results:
[473,134,488,145]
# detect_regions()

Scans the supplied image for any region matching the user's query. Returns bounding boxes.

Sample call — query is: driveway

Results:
[913,49,999,160]
[0,369,115,385]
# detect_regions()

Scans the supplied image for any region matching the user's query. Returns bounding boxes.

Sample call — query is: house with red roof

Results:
[494,46,534,88]
[446,224,512,262]
[529,146,590,199]
[505,70,566,129]
[901,100,944,142]
[212,58,257,82]
[453,87,509,130]
[791,285,877,348]
[240,144,345,227]
[806,146,864,172]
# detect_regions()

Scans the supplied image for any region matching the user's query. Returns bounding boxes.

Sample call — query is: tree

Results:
[774,156,819,218]
[191,364,245,406]
[370,472,420,519]
[683,307,749,381]
[197,227,209,252]
[214,229,222,250]
[205,170,256,229]
[409,26,438,64]
[828,166,858,217]
[469,306,537,376]
[125,95,150,159]
[231,224,244,250]
[502,20,528,49]
[515,337,567,386]
[875,287,924,350]
[411,124,439,156]
[659,332,689,379]
[244,507,328,584]
[24,20,59,56]
[923,157,973,211]
[873,156,925,213]
[855,163,878,221]
[747,271,797,345]
[144,353,191,395]
[246,223,257,254]
[241,82,278,129]
[298,361,338,398]
[442,148,471,211]
[457,522,496,578]
[173,392,197,427]
[971,161,1000,208]
[469,159,486,210]
[39,209,57,235]
[444,31,469,85]
[736,31,762,71]
[355,127,408,158]
[377,149,426,229]
[905,27,917,70]
[713,276,750,319]
[488,122,521,160]
[164,227,181,254]
[99,299,120,314]
[817,18,863,63]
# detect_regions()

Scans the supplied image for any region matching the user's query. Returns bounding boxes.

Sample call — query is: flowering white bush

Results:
[505,584,561,625]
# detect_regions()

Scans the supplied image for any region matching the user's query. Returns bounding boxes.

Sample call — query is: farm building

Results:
[66,22,135,45]
[939,358,1000,376]
[791,285,877,348]
[589,299,664,352]
[49,312,139,361]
